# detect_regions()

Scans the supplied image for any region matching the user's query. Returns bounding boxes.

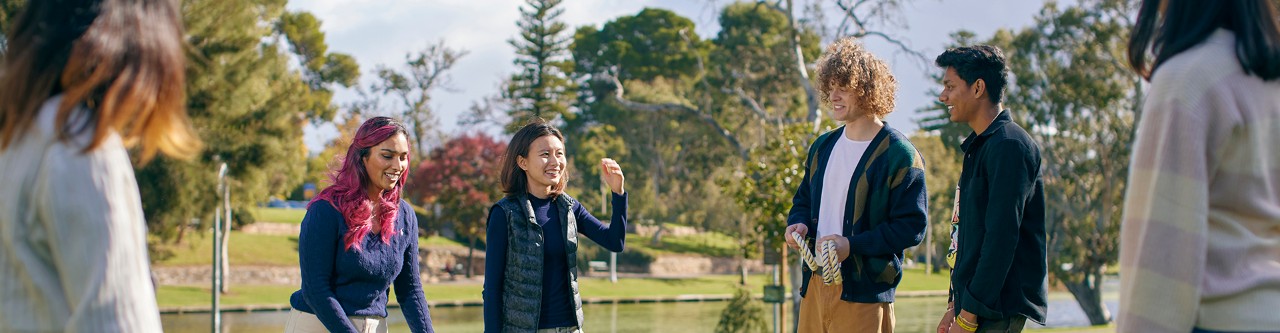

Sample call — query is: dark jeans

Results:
[976,316,1026,333]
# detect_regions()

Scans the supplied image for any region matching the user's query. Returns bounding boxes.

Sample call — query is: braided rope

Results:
[819,239,843,285]
[792,232,842,285]
[791,232,820,272]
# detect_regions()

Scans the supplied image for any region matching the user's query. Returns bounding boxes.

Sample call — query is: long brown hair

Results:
[1128,0,1280,81]
[0,0,200,163]
[500,120,568,197]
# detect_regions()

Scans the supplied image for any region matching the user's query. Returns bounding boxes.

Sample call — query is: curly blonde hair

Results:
[815,37,898,118]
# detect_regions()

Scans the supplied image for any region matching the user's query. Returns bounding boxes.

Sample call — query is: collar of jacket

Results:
[961,110,1012,153]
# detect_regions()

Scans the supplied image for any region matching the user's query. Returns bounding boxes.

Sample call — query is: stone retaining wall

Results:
[239,222,300,236]
[152,254,764,284]
[633,255,766,277]
[152,265,302,286]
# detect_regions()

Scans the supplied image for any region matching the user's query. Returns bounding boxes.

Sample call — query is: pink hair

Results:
[310,116,410,251]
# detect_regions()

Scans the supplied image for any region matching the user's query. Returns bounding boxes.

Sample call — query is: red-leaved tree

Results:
[406,132,506,277]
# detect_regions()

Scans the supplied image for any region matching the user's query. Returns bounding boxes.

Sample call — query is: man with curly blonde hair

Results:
[783,37,929,333]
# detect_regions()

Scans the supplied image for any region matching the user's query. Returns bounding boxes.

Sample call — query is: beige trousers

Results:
[283,308,388,333]
[798,275,895,333]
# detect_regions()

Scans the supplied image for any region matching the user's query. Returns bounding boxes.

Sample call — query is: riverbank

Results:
[160,290,951,314]
[157,270,953,312]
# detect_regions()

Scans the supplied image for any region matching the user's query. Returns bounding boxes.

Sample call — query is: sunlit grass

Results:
[155,232,298,267]
[250,207,306,225]
[157,268,951,309]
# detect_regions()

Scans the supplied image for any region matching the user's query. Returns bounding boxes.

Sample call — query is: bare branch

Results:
[600,73,748,159]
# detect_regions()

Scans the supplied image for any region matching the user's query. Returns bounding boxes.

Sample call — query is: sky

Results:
[287,0,1056,154]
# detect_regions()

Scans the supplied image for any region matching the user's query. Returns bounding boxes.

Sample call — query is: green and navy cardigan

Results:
[786,124,929,303]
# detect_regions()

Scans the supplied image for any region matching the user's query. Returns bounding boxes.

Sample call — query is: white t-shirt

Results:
[816,133,871,238]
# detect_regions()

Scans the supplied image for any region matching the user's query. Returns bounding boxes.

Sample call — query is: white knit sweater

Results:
[0,96,163,332]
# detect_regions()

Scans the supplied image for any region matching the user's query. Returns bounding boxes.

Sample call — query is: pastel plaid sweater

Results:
[1119,29,1280,332]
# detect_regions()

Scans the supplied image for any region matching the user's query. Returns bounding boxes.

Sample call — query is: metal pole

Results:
[212,163,226,333]
[222,179,231,293]
[925,222,932,275]
[773,263,781,333]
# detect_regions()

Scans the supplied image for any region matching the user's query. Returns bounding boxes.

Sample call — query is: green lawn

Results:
[898,267,951,292]
[1030,324,1115,332]
[251,207,307,224]
[158,284,300,308]
[156,231,298,267]
[622,232,746,258]
[156,268,949,308]
[422,235,469,248]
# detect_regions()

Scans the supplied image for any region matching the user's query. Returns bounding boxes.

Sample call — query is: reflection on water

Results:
[162,297,949,332]
[162,295,1117,332]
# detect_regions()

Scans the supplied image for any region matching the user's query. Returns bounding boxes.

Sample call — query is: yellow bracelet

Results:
[955,315,979,332]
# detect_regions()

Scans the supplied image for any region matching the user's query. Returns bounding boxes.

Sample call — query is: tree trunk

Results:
[1059,268,1111,325]
[174,222,188,245]
[783,0,821,130]
[650,223,664,246]
[467,234,476,278]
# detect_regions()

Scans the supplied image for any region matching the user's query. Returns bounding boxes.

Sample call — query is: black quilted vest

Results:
[495,193,584,332]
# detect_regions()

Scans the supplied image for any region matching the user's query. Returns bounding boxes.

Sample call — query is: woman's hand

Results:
[601,158,625,195]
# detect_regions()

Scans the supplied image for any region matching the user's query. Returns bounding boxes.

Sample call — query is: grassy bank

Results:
[156,231,298,266]
[156,268,948,308]
[250,207,307,224]
[155,233,464,267]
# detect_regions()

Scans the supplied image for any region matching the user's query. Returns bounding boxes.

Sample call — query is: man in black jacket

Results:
[933,45,1047,333]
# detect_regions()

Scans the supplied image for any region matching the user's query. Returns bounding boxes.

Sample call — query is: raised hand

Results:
[600,158,625,195]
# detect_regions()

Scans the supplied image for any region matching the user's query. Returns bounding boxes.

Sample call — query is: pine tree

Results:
[505,0,576,131]
[133,0,358,262]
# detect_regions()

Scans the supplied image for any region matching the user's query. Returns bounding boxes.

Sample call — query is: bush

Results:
[715,286,768,333]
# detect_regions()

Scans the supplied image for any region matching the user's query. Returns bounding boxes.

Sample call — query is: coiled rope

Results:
[791,231,842,285]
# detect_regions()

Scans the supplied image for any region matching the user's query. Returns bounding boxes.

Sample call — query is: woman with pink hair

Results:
[287,116,434,333]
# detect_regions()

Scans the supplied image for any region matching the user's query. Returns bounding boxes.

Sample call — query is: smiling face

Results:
[938,67,979,123]
[828,86,860,122]
[362,132,410,197]
[518,134,566,195]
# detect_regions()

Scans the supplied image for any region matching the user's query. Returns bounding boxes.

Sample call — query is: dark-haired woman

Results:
[0,0,200,330]
[1121,0,1280,332]
[483,121,628,333]
[287,116,434,333]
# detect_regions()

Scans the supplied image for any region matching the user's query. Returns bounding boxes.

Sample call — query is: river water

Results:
[162,295,1117,332]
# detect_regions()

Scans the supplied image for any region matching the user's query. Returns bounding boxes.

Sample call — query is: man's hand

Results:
[816,235,851,261]
[947,309,979,333]
[784,224,808,250]
[937,306,955,333]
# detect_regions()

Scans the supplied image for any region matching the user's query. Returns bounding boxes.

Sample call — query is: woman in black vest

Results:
[483,120,628,333]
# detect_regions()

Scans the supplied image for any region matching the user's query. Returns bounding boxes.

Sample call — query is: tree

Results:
[0,0,22,50]
[132,0,358,294]
[506,0,577,130]
[568,3,925,329]
[405,133,506,278]
[911,131,962,273]
[372,41,467,157]
[919,0,1137,324]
